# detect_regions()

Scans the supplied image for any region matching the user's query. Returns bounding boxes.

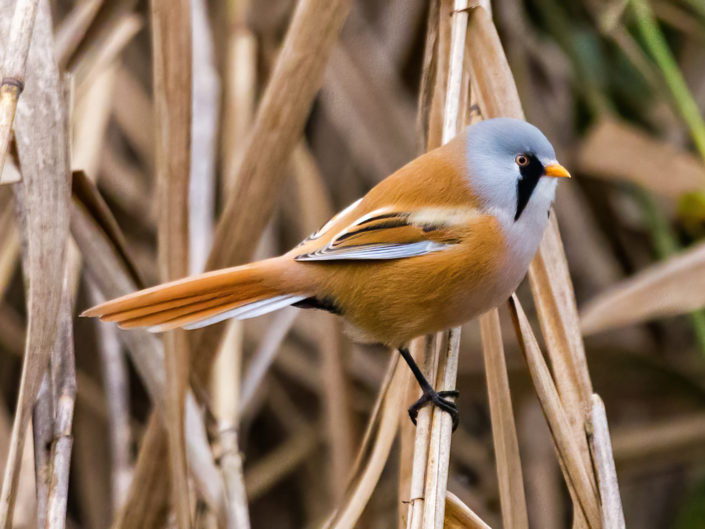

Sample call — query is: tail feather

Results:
[82,257,311,331]
[101,291,228,323]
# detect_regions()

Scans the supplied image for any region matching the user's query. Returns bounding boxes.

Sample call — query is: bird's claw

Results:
[408,389,459,431]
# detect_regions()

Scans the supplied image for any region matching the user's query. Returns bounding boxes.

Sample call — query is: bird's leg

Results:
[398,346,459,431]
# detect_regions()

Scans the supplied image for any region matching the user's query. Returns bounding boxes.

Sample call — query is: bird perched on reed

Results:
[83,118,570,429]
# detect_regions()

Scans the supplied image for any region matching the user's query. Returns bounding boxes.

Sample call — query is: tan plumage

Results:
[83,119,569,348]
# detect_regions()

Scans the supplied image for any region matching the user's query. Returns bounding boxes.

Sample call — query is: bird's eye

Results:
[515,154,529,167]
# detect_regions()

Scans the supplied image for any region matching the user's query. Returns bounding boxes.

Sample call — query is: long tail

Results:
[82,257,310,332]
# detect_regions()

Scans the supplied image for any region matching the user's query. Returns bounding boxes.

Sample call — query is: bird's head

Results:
[464,118,570,222]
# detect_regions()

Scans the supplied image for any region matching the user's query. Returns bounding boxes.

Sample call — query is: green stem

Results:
[630,0,705,163]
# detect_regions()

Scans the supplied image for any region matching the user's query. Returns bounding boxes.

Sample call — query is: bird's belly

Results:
[313,242,516,346]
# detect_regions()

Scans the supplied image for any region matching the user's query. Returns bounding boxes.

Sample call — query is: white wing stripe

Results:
[294,241,449,261]
[148,295,307,332]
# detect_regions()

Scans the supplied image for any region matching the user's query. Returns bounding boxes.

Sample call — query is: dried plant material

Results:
[466,7,597,491]
[422,329,461,529]
[0,184,19,296]
[444,491,493,529]
[462,8,607,528]
[45,290,76,529]
[0,0,39,181]
[0,154,20,184]
[529,215,595,460]
[508,295,601,529]
[323,356,407,529]
[63,0,138,73]
[71,189,226,522]
[204,0,352,279]
[220,0,256,193]
[587,394,625,529]
[72,171,143,286]
[211,320,250,529]
[71,64,116,178]
[480,311,528,529]
[577,118,705,198]
[54,0,103,69]
[151,0,193,523]
[112,66,154,167]
[189,0,219,274]
[90,284,132,512]
[123,1,354,521]
[407,336,440,529]
[239,308,298,412]
[321,4,416,180]
[402,4,471,529]
[610,412,705,463]
[581,240,705,334]
[73,14,142,97]
[0,2,70,525]
[520,402,562,529]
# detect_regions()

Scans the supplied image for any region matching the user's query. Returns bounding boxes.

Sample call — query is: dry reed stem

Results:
[520,402,562,529]
[72,65,116,179]
[55,0,103,70]
[290,151,355,502]
[581,240,705,334]
[124,1,354,520]
[0,411,36,528]
[72,14,142,100]
[239,308,298,412]
[0,186,19,323]
[0,0,38,182]
[151,0,193,524]
[70,187,226,523]
[422,330,461,529]
[112,66,154,168]
[479,310,529,529]
[587,395,625,529]
[204,0,352,281]
[465,6,611,528]
[402,3,441,528]
[444,492,492,529]
[323,355,407,529]
[90,284,132,512]
[529,215,596,477]
[32,376,52,529]
[321,4,416,180]
[189,0,219,275]
[0,154,19,183]
[0,2,70,525]
[45,288,76,529]
[508,295,601,529]
[318,314,354,503]
[408,3,470,528]
[211,320,250,529]
[407,336,440,529]
[221,0,255,193]
[63,0,138,72]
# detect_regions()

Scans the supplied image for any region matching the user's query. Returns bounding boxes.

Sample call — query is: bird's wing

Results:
[294,206,479,261]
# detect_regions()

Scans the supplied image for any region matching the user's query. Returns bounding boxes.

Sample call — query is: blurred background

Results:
[2,0,705,528]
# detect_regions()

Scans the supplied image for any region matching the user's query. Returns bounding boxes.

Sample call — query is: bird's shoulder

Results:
[288,136,490,259]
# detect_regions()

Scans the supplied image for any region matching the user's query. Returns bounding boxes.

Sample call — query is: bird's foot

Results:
[408,389,459,431]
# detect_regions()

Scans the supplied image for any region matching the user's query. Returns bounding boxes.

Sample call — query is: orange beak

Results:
[544,163,571,178]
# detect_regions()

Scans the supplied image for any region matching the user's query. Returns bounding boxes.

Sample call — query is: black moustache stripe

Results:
[515,154,544,221]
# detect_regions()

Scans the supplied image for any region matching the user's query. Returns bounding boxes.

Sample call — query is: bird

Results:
[82,118,570,429]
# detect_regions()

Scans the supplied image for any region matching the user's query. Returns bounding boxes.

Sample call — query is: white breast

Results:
[489,177,556,294]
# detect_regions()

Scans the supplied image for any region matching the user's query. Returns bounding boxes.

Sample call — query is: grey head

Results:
[463,118,569,224]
